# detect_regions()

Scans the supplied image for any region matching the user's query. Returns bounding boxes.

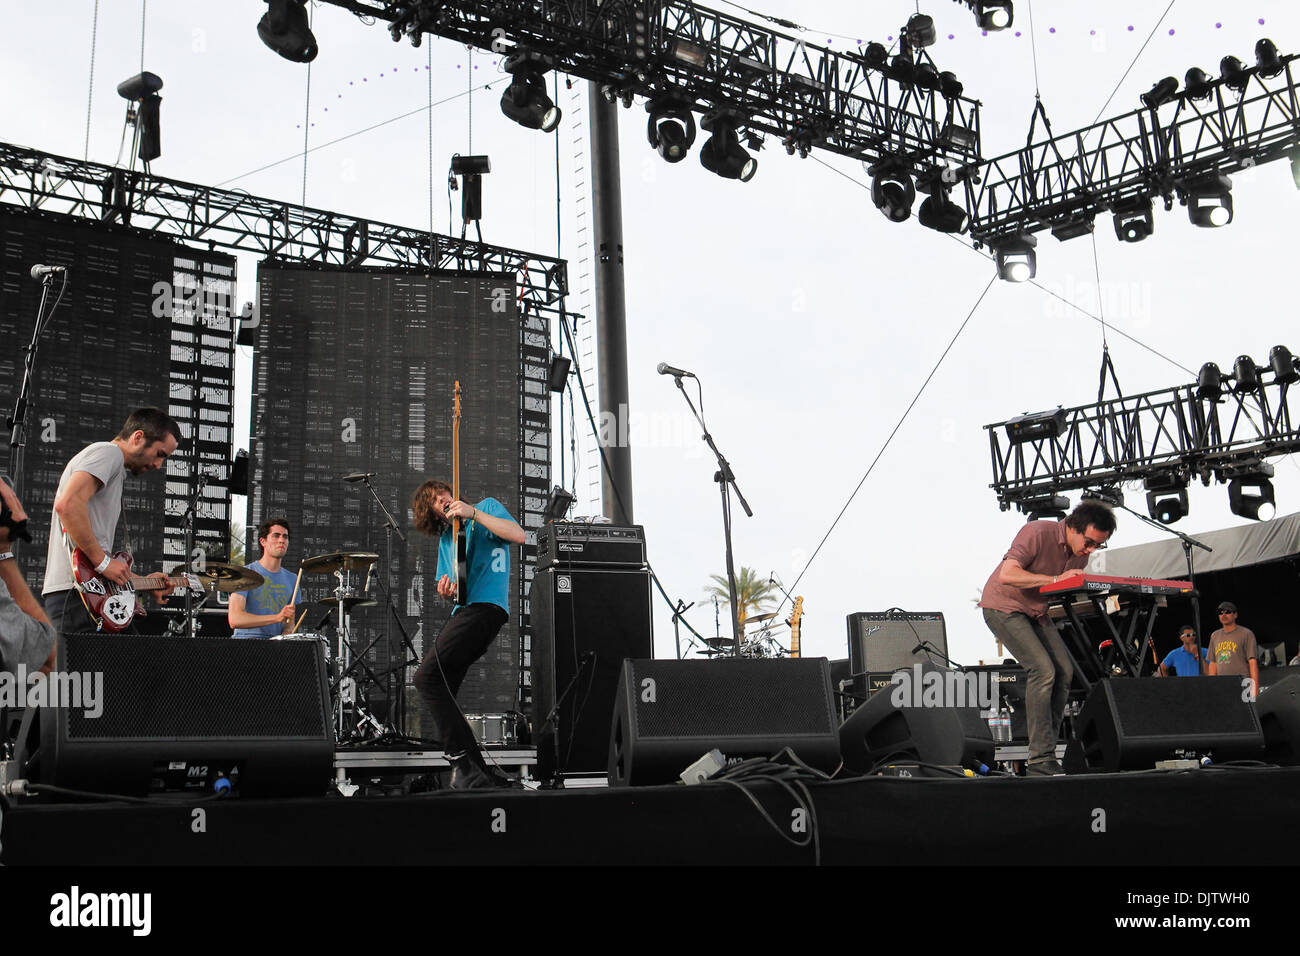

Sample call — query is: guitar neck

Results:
[128,574,183,591]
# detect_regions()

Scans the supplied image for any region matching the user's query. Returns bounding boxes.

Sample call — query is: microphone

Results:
[656,362,696,379]
[341,472,375,483]
[30,264,66,280]
[911,642,929,655]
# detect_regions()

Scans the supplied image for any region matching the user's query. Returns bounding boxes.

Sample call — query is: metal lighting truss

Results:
[315,0,983,166]
[962,54,1300,243]
[0,142,567,308]
[986,377,1300,511]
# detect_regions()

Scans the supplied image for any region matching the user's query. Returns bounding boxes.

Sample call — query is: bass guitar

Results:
[451,381,469,606]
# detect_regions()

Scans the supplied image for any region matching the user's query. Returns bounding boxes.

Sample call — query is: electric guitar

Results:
[451,381,469,606]
[789,596,803,658]
[68,546,205,632]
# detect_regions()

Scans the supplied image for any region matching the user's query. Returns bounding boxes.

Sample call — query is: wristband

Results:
[0,551,14,562]
[95,554,112,573]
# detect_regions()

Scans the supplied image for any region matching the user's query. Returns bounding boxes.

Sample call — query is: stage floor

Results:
[5,762,1298,866]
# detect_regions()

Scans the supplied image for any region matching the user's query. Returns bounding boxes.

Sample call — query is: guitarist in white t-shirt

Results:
[42,407,180,634]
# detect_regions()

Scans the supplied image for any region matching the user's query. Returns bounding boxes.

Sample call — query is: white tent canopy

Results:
[1090,513,1300,580]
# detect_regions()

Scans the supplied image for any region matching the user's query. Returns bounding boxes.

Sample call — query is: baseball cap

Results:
[1217,601,1237,613]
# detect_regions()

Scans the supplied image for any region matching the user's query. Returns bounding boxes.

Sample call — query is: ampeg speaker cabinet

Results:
[1063,677,1265,773]
[40,633,334,797]
[530,566,653,777]
[847,611,947,695]
[1252,674,1300,766]
[838,662,994,773]
[608,658,841,787]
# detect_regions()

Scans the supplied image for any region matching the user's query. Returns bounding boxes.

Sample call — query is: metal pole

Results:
[587,85,633,524]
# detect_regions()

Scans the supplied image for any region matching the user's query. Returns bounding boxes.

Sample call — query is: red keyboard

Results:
[1041,573,1193,596]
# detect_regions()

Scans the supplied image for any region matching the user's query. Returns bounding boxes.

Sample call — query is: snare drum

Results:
[465,713,519,747]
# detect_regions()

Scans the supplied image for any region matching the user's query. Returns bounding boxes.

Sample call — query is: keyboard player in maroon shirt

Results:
[978,502,1116,776]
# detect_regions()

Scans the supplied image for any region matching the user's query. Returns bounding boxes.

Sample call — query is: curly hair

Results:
[412,479,456,538]
[1064,501,1117,535]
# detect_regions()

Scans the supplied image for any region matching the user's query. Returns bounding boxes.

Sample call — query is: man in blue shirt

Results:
[1158,625,1209,677]
[411,479,525,789]
[228,518,298,638]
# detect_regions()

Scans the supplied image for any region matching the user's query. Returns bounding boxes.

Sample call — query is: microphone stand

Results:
[1086,489,1213,671]
[177,470,209,638]
[672,599,694,659]
[7,271,66,497]
[669,373,752,657]
[353,474,414,736]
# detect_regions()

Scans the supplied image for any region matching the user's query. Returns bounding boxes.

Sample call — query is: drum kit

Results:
[187,550,384,741]
[699,610,790,658]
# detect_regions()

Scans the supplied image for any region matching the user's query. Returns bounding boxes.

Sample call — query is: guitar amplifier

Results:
[535,521,646,570]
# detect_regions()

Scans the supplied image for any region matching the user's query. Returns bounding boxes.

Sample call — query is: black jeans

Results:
[43,589,100,637]
[413,603,508,759]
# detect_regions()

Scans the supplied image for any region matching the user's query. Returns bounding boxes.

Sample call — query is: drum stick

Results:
[289,608,309,635]
[284,567,304,633]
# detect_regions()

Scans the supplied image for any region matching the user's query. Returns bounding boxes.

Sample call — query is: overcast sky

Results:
[4,1,1299,667]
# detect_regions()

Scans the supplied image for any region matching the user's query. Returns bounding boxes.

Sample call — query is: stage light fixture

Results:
[1184,173,1232,227]
[870,159,915,222]
[646,100,696,163]
[1020,493,1070,520]
[1050,215,1094,242]
[1184,67,1214,101]
[993,233,1036,282]
[890,52,916,85]
[1291,150,1300,190]
[1270,345,1299,384]
[906,14,938,48]
[449,154,490,231]
[500,53,562,133]
[1141,76,1179,110]
[918,188,970,233]
[939,72,964,100]
[699,115,757,182]
[670,38,709,69]
[1112,195,1154,242]
[1256,38,1283,78]
[864,42,889,69]
[915,62,941,90]
[1195,362,1224,401]
[257,0,318,63]
[1144,473,1189,525]
[973,1,1013,31]
[1228,467,1276,522]
[1004,408,1067,444]
[1220,55,1249,93]
[1233,355,1261,392]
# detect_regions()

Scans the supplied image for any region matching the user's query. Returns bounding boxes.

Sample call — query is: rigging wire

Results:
[85,0,99,160]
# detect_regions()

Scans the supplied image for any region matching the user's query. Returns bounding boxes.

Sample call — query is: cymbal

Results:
[703,636,735,647]
[301,551,379,574]
[186,562,264,593]
[319,596,378,610]
[744,612,778,626]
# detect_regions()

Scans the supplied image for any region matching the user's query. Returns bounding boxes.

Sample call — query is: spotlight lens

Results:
[739,157,758,182]
[1208,204,1231,226]
[541,106,562,132]
[1258,501,1277,521]
[1006,261,1031,282]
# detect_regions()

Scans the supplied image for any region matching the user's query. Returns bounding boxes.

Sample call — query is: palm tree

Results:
[704,566,780,628]
[230,521,245,566]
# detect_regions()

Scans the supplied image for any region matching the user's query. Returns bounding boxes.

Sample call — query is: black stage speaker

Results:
[39,633,333,797]
[530,566,652,777]
[838,663,994,773]
[1256,674,1300,766]
[1063,677,1265,773]
[846,612,947,702]
[608,658,840,787]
